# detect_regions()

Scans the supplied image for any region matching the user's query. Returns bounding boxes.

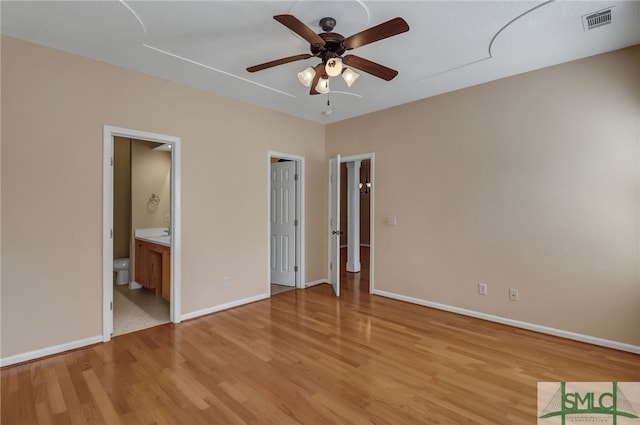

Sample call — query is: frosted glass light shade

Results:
[297,67,316,87]
[315,77,330,94]
[342,68,360,87]
[325,58,343,77]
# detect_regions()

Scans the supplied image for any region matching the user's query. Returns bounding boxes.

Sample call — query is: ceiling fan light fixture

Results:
[342,68,360,87]
[315,77,330,94]
[297,66,316,87]
[325,57,343,77]
[249,15,409,97]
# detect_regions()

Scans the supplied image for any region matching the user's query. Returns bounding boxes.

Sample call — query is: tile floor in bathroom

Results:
[113,283,293,336]
[113,283,170,336]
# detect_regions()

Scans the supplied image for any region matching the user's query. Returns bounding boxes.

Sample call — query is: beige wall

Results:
[131,139,171,231]
[0,37,3,346]
[113,137,131,260]
[327,45,640,346]
[0,36,3,336]
[1,34,638,360]
[130,138,171,284]
[114,137,173,263]
[1,36,327,358]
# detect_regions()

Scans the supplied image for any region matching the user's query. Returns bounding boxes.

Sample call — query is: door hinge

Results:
[110,157,114,166]
[110,301,113,311]
[110,229,113,238]
[294,265,299,272]
[294,219,299,226]
[294,173,299,181]
[330,262,333,270]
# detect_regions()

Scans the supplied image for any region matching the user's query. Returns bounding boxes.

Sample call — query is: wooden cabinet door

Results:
[162,247,171,301]
[147,246,163,291]
[135,239,170,298]
[135,240,147,287]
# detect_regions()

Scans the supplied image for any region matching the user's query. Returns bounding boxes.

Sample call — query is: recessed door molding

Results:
[267,151,305,293]
[102,125,182,342]
[329,153,375,294]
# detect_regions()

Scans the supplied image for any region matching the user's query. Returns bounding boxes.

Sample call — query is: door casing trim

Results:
[102,125,182,342]
[267,151,305,293]
[330,153,375,294]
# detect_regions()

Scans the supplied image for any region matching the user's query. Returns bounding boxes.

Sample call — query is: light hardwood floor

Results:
[2,253,639,424]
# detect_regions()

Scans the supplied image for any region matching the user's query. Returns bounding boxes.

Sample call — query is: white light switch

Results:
[387,216,397,226]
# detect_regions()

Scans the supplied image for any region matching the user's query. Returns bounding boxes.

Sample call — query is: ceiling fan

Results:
[247,14,410,95]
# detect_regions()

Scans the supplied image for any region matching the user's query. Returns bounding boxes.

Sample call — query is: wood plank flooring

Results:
[2,257,639,424]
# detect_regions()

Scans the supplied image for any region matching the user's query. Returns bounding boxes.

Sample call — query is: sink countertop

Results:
[135,228,171,247]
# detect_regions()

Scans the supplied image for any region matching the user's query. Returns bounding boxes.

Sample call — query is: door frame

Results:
[267,152,305,293]
[328,153,375,293]
[328,155,341,296]
[102,125,182,342]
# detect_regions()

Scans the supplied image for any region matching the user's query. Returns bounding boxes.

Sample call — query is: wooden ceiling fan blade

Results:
[309,64,325,95]
[247,54,312,73]
[342,55,398,81]
[343,17,409,50]
[274,15,326,47]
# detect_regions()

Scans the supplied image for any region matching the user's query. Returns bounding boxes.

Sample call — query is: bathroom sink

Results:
[137,234,171,246]
[153,235,171,244]
[134,228,171,247]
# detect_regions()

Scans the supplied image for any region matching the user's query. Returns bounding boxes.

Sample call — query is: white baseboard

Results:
[11,288,631,368]
[181,293,269,321]
[372,289,640,354]
[1,335,103,367]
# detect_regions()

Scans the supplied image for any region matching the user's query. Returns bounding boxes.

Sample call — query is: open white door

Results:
[328,155,341,296]
[270,160,297,286]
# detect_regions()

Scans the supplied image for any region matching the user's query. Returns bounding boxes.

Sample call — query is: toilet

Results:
[113,258,130,285]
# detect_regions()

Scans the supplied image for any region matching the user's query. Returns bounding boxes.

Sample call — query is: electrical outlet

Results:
[478,283,487,296]
[509,288,519,301]
[223,277,230,288]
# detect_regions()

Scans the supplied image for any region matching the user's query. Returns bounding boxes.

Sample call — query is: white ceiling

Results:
[2,1,639,124]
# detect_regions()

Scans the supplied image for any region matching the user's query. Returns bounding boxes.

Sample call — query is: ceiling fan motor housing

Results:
[312,32,346,59]
[319,17,336,32]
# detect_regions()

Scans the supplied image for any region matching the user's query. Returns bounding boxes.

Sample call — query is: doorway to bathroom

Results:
[113,137,170,336]
[103,126,182,342]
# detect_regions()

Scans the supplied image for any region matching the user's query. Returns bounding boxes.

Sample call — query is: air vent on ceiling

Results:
[582,8,612,31]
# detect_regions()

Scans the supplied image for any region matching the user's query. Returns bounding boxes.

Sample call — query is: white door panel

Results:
[271,161,296,286]
[329,156,340,296]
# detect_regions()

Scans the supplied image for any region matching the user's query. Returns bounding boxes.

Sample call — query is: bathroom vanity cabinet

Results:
[135,238,171,301]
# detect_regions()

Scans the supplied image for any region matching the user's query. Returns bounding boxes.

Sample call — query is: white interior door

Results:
[270,161,297,286]
[329,155,341,296]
